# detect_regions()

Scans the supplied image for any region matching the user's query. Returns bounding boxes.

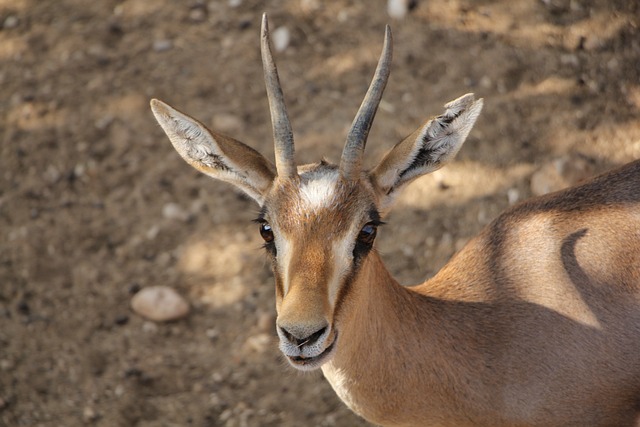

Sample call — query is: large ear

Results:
[371,93,482,209]
[150,99,277,205]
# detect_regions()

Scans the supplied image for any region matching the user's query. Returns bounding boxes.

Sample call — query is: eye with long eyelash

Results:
[259,222,274,243]
[253,217,277,255]
[357,222,379,245]
[353,219,385,259]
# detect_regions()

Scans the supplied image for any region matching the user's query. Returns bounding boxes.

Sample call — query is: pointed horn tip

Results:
[261,13,269,36]
[381,25,393,63]
[383,25,393,47]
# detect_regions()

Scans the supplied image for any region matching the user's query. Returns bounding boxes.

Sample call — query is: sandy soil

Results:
[1,0,639,426]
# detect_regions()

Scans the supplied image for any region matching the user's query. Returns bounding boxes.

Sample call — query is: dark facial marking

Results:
[352,206,384,261]
[253,211,277,256]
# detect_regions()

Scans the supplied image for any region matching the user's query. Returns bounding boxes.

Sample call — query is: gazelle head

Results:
[151,14,482,371]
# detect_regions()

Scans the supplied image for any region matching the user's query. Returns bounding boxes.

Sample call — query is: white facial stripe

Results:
[328,227,358,307]
[276,232,293,295]
[274,215,358,307]
[299,169,339,210]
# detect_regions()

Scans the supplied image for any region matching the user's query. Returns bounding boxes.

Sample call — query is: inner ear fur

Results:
[151,99,276,204]
[371,93,483,202]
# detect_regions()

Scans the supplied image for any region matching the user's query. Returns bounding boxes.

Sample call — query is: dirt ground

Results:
[1,0,639,426]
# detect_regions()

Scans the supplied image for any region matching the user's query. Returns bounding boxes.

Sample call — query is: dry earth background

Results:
[1,0,640,426]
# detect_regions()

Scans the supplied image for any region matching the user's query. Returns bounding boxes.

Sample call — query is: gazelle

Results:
[150,14,640,427]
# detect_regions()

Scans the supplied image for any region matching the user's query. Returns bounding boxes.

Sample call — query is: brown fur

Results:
[322,161,640,426]
[152,92,640,425]
[150,17,640,424]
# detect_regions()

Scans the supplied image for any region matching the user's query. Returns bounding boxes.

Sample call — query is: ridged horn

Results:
[340,25,393,180]
[261,13,297,179]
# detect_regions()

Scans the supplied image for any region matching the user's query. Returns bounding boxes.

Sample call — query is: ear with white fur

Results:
[150,99,276,205]
[371,93,483,209]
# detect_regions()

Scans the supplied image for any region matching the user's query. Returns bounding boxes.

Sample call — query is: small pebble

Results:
[142,320,158,333]
[205,328,220,340]
[272,26,290,52]
[43,165,61,184]
[152,39,173,52]
[162,202,189,221]
[3,15,19,29]
[388,0,409,19]
[114,384,125,397]
[188,8,206,23]
[479,75,492,89]
[146,225,160,240]
[131,286,190,322]
[300,0,321,13]
[211,372,224,383]
[209,392,223,406]
[560,54,579,67]
[83,406,99,423]
[243,333,272,354]
[337,10,349,22]
[0,359,14,371]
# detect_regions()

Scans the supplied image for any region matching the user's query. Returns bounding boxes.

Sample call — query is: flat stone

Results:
[131,286,190,322]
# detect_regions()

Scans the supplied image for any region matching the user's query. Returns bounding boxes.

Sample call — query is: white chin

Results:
[283,339,337,371]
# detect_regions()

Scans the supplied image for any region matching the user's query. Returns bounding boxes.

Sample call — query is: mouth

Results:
[286,332,337,371]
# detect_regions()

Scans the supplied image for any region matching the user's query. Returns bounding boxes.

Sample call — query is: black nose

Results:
[279,324,328,347]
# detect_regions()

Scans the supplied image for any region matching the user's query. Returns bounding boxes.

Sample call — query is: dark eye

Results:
[357,223,377,246]
[260,222,274,243]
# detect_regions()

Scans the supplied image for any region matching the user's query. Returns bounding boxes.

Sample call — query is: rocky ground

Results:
[1,0,639,426]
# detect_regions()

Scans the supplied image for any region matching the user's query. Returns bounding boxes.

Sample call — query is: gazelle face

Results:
[257,164,381,370]
[150,14,482,373]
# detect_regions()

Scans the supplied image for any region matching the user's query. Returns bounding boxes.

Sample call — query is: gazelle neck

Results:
[322,251,491,427]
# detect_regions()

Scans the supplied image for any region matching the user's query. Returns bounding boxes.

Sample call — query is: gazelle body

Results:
[151,14,640,427]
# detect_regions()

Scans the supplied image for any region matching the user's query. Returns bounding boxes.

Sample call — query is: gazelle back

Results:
[151,14,640,427]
